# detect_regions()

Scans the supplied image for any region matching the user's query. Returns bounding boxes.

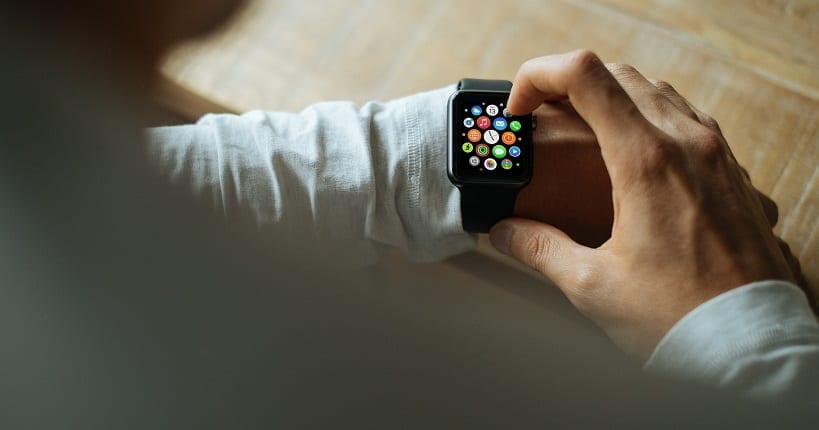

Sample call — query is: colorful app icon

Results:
[463,117,475,128]
[483,129,499,144]
[469,156,480,166]
[492,145,507,159]
[493,117,507,131]
[471,105,483,116]
[502,131,516,145]
[501,159,513,170]
[462,142,474,153]
[509,120,522,132]
[476,116,491,130]
[467,129,481,142]
[484,158,497,170]
[509,145,521,157]
[486,104,499,116]
[476,144,490,157]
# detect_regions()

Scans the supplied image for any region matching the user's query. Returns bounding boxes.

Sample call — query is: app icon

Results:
[486,104,499,116]
[502,131,516,145]
[469,156,480,166]
[503,108,512,118]
[509,145,521,157]
[471,105,483,116]
[492,145,507,159]
[509,120,522,132]
[484,129,500,144]
[493,117,507,131]
[462,142,473,153]
[467,129,482,142]
[476,144,490,157]
[501,159,513,170]
[484,158,497,170]
[476,116,491,130]
[463,117,475,128]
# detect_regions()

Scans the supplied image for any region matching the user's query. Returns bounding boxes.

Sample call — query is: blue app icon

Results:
[493,117,507,131]
[470,105,483,116]
[509,145,521,157]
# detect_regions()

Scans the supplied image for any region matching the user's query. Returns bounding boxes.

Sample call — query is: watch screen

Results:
[450,91,532,183]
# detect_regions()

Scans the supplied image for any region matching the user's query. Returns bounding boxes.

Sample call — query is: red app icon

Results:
[476,116,491,130]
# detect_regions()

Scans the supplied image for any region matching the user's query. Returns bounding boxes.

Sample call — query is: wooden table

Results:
[157,0,819,300]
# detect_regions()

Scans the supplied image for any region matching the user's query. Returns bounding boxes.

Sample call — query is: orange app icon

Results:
[467,129,482,142]
[502,131,516,145]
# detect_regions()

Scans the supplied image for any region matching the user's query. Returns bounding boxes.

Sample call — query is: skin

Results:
[490,50,804,360]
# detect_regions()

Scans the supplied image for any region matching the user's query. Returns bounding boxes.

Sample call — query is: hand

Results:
[489,51,797,360]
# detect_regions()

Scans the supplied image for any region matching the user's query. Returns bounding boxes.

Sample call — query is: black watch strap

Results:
[458,78,512,92]
[459,184,520,233]
[456,78,519,233]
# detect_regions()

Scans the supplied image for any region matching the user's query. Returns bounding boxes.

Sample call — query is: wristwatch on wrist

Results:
[447,78,535,233]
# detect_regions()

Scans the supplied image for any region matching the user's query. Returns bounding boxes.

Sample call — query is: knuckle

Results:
[700,114,721,131]
[653,79,673,91]
[520,57,540,75]
[607,63,638,79]
[568,49,604,75]
[648,92,674,114]
[690,130,726,162]
[522,232,559,270]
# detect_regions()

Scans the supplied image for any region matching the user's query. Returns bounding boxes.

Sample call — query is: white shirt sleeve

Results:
[146,86,475,266]
[644,280,819,403]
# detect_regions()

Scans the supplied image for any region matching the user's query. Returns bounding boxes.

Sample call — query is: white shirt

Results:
[147,86,819,403]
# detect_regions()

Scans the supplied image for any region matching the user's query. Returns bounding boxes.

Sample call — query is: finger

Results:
[604,63,701,138]
[649,79,699,121]
[489,218,593,294]
[683,100,723,135]
[776,237,815,314]
[757,190,779,227]
[776,237,802,279]
[507,50,655,171]
[532,102,595,144]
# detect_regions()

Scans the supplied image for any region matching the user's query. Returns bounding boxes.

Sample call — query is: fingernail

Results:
[489,222,513,255]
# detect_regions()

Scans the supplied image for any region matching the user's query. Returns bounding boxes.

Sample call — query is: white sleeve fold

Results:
[146,86,475,266]
[645,280,819,403]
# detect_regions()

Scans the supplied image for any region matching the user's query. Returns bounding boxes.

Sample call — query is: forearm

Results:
[145,87,474,266]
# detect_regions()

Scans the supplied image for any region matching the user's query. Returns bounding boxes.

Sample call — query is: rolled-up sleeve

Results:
[146,86,475,266]
[645,280,819,403]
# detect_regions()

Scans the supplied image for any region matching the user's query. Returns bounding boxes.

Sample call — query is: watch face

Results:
[449,91,532,184]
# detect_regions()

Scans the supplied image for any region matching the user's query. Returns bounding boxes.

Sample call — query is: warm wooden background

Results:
[157,0,819,300]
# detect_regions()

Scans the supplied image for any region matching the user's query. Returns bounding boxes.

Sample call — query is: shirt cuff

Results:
[644,280,819,392]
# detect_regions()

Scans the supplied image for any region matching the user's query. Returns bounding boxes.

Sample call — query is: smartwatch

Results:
[447,78,534,233]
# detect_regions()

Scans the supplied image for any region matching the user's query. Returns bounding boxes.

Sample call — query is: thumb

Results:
[489,218,592,291]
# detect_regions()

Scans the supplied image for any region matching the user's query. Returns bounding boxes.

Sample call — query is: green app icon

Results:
[509,120,522,132]
[492,145,507,159]
[462,142,474,153]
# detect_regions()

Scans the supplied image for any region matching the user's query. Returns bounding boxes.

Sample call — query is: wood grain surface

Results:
[158,0,819,297]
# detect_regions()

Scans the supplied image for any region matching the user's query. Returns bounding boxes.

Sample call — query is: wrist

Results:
[513,104,613,247]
